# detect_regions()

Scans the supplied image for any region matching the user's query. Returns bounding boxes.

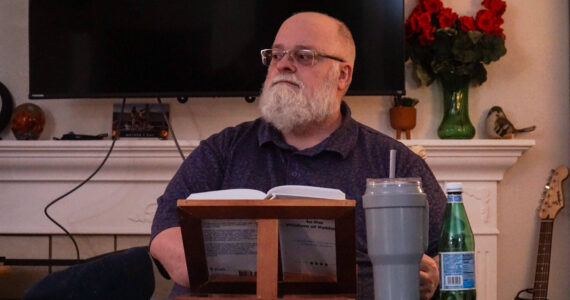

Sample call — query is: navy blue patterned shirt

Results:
[151,102,446,298]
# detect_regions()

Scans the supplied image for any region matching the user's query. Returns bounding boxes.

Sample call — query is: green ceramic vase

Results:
[437,73,476,139]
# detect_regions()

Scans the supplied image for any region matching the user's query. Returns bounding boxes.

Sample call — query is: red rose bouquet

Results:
[405,0,507,86]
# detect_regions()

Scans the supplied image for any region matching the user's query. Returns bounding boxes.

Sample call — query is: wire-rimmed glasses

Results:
[260,48,344,67]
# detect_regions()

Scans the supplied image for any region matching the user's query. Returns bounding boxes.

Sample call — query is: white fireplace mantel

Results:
[0,139,533,300]
[0,139,533,183]
[0,139,534,234]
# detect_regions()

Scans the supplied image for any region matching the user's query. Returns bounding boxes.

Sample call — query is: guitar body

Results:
[514,288,534,300]
[515,165,568,300]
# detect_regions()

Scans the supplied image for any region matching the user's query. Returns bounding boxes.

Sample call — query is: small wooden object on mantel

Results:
[389,96,419,140]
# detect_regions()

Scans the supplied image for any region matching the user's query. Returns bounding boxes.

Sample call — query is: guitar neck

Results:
[516,166,568,300]
[532,220,554,300]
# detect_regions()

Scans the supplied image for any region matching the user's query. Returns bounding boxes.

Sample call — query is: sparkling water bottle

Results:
[439,182,476,300]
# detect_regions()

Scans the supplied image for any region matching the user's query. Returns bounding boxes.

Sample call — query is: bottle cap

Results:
[445,182,462,192]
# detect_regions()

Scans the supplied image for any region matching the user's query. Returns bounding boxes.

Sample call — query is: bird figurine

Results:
[485,106,536,139]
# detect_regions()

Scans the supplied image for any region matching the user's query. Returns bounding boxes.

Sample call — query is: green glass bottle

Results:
[439,182,476,300]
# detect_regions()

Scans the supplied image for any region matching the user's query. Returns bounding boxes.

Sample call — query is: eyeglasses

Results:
[260,48,345,67]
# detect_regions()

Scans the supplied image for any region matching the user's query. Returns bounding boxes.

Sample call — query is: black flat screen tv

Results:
[29,0,405,99]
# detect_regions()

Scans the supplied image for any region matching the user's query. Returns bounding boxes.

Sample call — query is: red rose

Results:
[495,15,504,26]
[406,6,431,39]
[492,16,506,39]
[437,8,458,28]
[418,26,435,46]
[406,15,415,31]
[482,0,506,16]
[417,11,433,31]
[459,16,476,32]
[493,27,505,39]
[476,9,496,35]
[421,0,443,13]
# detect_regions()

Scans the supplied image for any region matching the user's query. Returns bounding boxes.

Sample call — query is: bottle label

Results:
[439,251,476,291]
[447,194,462,203]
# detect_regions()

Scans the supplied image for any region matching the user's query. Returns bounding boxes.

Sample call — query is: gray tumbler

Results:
[363,178,429,300]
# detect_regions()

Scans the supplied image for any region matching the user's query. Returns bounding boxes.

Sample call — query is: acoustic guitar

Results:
[515,165,568,300]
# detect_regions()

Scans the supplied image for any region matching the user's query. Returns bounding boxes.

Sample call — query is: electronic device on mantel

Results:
[29,0,405,101]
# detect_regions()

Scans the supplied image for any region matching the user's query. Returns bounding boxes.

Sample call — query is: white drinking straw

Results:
[389,149,396,178]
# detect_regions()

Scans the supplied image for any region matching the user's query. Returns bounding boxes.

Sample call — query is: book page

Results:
[267,185,345,200]
[201,219,258,276]
[279,218,338,280]
[186,189,265,276]
[186,189,266,200]
[272,186,345,280]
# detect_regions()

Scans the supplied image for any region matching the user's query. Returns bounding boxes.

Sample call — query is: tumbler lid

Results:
[363,177,426,209]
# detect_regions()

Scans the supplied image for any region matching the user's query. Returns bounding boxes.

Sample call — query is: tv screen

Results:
[29,0,405,99]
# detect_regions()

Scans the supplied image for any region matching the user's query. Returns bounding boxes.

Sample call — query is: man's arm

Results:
[420,254,439,300]
[150,226,189,287]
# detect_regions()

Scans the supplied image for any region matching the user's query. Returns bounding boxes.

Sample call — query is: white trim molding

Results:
[0,140,199,182]
[0,139,534,234]
[403,139,535,181]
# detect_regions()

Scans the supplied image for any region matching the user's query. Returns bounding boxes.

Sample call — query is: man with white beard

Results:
[150,12,445,299]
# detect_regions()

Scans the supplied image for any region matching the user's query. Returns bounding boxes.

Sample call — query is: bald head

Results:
[275,12,356,67]
[260,12,355,137]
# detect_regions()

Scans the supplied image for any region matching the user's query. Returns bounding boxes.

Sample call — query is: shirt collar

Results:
[257,101,359,158]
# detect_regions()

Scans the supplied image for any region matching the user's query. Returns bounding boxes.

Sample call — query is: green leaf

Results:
[432,29,455,61]
[408,39,434,66]
[467,30,483,44]
[471,63,487,85]
[452,33,480,63]
[431,59,453,74]
[414,63,435,86]
[480,35,507,64]
[454,64,474,77]
[435,27,458,38]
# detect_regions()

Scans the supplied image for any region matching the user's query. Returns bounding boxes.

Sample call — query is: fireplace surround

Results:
[0,139,534,299]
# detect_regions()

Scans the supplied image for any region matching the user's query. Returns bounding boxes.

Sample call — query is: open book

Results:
[185,185,345,280]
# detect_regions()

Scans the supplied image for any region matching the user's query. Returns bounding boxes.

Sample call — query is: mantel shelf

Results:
[0,139,535,182]
[0,138,534,148]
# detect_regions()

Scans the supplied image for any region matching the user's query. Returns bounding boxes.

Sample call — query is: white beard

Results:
[258,67,340,133]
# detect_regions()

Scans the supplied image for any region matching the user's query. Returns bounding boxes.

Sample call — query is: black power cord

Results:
[0,81,14,134]
[157,97,185,161]
[43,98,127,261]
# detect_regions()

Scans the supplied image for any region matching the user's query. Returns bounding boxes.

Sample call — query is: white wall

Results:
[0,1,568,299]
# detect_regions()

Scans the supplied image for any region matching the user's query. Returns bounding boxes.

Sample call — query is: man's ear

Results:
[338,64,353,91]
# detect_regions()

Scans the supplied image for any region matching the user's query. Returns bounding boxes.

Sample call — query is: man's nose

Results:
[275,54,296,73]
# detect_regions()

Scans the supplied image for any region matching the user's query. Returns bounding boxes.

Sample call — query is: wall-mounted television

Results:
[29,0,405,100]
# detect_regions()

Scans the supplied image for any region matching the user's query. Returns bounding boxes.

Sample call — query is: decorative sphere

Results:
[11,103,46,140]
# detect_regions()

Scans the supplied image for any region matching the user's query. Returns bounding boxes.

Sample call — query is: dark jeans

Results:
[23,246,155,300]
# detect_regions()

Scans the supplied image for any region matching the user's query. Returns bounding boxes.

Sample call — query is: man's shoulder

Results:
[352,120,407,149]
[206,118,263,140]
[348,119,424,164]
[196,118,266,152]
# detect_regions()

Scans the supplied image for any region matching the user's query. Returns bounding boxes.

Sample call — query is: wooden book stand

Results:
[176,199,356,299]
